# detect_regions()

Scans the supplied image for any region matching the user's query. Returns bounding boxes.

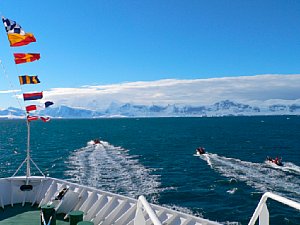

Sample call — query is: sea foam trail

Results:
[65,140,161,200]
[196,153,300,200]
[266,161,300,174]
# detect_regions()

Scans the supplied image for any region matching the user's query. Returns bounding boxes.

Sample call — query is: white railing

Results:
[248,192,300,225]
[1,177,222,225]
[134,195,162,225]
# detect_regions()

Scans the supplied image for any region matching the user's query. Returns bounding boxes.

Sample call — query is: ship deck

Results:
[0,204,69,225]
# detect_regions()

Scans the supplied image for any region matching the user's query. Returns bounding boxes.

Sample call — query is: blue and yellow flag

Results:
[19,75,40,85]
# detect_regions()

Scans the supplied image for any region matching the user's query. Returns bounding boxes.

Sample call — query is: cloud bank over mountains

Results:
[42,74,300,110]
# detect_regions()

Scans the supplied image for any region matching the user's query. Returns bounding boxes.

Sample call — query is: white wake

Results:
[265,161,300,174]
[65,140,161,200]
[195,153,300,200]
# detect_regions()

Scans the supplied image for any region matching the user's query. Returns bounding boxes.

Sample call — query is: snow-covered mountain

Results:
[0,107,25,119]
[1,100,300,119]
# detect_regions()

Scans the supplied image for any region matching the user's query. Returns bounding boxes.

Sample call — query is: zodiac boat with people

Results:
[195,147,206,155]
[266,156,284,167]
[1,16,300,225]
[92,139,101,145]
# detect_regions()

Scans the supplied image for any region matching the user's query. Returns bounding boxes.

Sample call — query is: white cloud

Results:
[43,74,300,110]
[0,89,21,94]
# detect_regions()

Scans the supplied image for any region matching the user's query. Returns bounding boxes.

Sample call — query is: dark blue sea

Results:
[0,116,300,224]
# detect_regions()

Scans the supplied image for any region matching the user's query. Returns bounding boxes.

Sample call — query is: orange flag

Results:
[8,33,36,47]
[14,53,40,64]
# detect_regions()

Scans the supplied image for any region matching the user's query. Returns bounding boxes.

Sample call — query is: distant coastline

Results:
[1,100,300,119]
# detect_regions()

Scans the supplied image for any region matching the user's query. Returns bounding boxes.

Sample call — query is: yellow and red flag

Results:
[7,33,36,47]
[2,17,36,47]
[14,53,40,64]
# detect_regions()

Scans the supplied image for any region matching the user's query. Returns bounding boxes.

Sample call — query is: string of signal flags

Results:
[2,16,54,122]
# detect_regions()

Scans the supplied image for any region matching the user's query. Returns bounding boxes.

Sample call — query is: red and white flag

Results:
[27,115,39,121]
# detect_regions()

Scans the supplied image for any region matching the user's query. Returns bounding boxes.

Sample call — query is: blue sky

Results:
[0,0,299,109]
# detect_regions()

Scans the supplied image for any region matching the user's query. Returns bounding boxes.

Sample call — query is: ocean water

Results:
[0,116,299,224]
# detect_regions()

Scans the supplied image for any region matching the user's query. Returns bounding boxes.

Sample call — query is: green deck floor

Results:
[0,204,69,225]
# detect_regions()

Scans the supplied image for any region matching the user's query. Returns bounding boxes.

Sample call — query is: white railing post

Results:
[134,195,162,225]
[248,192,300,225]
[259,203,269,225]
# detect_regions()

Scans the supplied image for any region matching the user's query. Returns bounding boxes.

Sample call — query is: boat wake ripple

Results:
[265,161,300,174]
[65,140,161,201]
[196,153,300,200]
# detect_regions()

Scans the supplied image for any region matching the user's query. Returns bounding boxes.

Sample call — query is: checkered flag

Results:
[2,17,25,35]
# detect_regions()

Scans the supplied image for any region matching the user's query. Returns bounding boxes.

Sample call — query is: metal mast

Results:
[26,119,31,177]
